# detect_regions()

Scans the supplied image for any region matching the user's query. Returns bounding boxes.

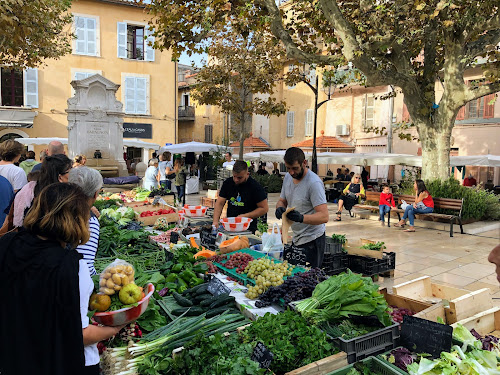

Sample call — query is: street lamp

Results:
[299,64,336,173]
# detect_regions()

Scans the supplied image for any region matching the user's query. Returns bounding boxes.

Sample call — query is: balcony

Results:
[178,105,195,121]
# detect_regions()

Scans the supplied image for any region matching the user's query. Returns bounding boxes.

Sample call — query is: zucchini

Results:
[173,291,193,307]
[192,294,212,304]
[206,307,240,318]
[209,294,235,309]
[200,296,218,307]
[194,284,209,295]
[183,283,206,295]
[171,306,206,316]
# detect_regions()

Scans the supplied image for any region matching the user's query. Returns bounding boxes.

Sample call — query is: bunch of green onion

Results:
[103,311,247,375]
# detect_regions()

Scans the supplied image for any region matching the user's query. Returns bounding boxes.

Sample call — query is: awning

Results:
[0,108,37,128]
[450,154,500,167]
[17,137,68,146]
[160,141,230,154]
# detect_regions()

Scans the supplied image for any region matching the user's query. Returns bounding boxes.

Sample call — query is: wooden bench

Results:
[392,194,464,237]
[354,191,394,226]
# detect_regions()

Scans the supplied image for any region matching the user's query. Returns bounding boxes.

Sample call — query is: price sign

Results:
[400,316,452,358]
[207,276,231,297]
[251,342,274,369]
[200,229,217,250]
[283,244,308,267]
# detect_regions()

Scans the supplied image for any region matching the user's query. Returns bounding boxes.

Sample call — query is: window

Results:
[181,93,190,107]
[205,124,213,143]
[456,81,496,120]
[0,68,38,108]
[73,15,99,56]
[361,94,374,129]
[305,109,313,136]
[123,75,149,115]
[117,22,155,61]
[71,69,102,95]
[287,111,295,137]
[287,64,296,89]
[307,67,316,84]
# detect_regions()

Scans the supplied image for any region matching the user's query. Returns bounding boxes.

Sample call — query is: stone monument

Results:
[67,74,128,176]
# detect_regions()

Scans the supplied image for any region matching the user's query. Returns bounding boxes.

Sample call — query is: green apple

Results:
[119,283,142,305]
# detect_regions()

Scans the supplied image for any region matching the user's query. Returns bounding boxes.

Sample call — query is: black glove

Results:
[286,210,304,223]
[275,207,286,219]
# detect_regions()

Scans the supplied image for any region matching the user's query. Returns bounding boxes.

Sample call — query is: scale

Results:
[215,229,262,248]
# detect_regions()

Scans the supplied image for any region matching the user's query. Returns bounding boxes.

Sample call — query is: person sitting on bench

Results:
[394,179,434,232]
[379,184,395,226]
[335,173,365,221]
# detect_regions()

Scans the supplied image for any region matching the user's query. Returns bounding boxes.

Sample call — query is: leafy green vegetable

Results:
[320,319,381,340]
[295,270,392,326]
[94,198,122,211]
[136,299,168,333]
[331,234,347,244]
[360,242,385,251]
[241,310,336,374]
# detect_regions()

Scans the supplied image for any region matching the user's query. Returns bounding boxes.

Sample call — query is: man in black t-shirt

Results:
[212,160,268,233]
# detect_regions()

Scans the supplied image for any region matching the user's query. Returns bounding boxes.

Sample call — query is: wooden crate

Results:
[148,195,175,204]
[392,276,492,324]
[136,211,178,226]
[201,196,217,208]
[346,238,385,259]
[451,307,500,337]
[285,352,348,375]
[380,288,446,322]
[133,203,175,214]
[122,199,150,207]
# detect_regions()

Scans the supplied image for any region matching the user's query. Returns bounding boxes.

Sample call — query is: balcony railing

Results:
[178,105,195,121]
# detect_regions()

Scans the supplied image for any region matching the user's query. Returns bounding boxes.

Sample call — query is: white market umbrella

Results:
[16,137,68,146]
[450,154,500,167]
[243,152,262,161]
[160,141,229,154]
[123,138,159,149]
[317,152,367,165]
[258,150,312,163]
[317,152,422,167]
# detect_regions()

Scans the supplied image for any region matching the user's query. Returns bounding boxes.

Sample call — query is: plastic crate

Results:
[347,252,396,276]
[327,356,402,375]
[376,347,414,375]
[325,237,345,255]
[322,253,348,276]
[331,323,400,364]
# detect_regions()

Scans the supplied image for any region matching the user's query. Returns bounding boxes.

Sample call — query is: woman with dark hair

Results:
[12,154,72,228]
[174,157,187,201]
[394,179,434,232]
[335,173,365,221]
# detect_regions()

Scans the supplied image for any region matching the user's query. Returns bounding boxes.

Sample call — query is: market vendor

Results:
[275,147,329,268]
[212,160,268,233]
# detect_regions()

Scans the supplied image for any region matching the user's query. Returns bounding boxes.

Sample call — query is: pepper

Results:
[165,273,178,283]
[192,263,209,274]
[177,278,188,289]
[164,282,178,290]
[179,269,196,283]
[171,264,183,273]
[188,277,204,287]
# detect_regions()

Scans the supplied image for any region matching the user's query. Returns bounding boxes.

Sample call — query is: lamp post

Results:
[300,64,335,173]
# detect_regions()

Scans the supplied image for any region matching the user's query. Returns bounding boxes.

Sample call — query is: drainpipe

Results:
[174,61,178,143]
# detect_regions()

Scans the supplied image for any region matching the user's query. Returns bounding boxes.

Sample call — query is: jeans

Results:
[379,205,391,222]
[160,180,171,190]
[176,184,185,201]
[403,205,434,226]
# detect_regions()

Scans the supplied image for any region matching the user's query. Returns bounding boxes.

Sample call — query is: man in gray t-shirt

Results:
[276,147,329,267]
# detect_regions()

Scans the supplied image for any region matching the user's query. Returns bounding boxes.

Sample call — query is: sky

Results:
[178,51,206,68]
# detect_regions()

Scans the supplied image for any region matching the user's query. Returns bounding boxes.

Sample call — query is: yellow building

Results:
[0,0,176,162]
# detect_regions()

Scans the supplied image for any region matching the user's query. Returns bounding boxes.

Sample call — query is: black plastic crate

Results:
[332,323,400,364]
[325,237,345,255]
[322,253,348,276]
[347,252,396,276]
[327,356,402,375]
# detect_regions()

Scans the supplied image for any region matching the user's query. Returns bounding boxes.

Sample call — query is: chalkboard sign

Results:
[283,244,308,267]
[400,316,452,358]
[251,342,274,369]
[200,230,217,251]
[207,277,231,297]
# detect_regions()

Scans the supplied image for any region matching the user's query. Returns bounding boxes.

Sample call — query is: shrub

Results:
[252,173,283,193]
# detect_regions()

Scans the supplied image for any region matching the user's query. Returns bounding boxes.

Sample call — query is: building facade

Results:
[0,0,176,162]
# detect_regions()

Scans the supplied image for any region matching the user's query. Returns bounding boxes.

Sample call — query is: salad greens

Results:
[320,319,381,340]
[360,241,386,251]
[331,234,347,244]
[99,206,136,227]
[295,270,391,326]
[94,198,122,211]
[453,323,500,354]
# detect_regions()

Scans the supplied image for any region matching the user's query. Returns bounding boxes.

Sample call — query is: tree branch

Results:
[464,30,500,63]
[464,82,500,102]
[468,13,500,38]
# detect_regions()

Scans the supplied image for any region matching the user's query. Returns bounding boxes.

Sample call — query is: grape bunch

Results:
[224,253,254,273]
[389,306,414,323]
[244,258,294,299]
[255,268,328,308]
[209,254,228,264]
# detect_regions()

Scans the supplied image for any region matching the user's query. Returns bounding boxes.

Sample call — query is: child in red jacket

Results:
[379,184,395,226]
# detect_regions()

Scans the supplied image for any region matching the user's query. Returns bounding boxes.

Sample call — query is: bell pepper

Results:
[189,277,204,287]
[164,282,178,290]
[179,269,197,283]
[165,273,178,283]
[171,263,183,273]
[177,285,187,293]
[176,278,188,289]
[192,263,209,274]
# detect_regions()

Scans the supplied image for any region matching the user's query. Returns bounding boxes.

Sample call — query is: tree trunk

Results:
[239,129,244,160]
[418,123,452,181]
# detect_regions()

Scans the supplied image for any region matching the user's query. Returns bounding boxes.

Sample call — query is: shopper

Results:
[335,173,365,221]
[158,151,173,190]
[69,167,103,276]
[487,244,500,284]
[0,139,27,192]
[13,154,72,228]
[275,147,329,267]
[19,150,40,175]
[143,158,159,190]
[394,179,434,232]
[0,176,14,234]
[212,160,268,233]
[378,184,395,226]
[73,155,87,168]
[174,157,187,201]
[222,152,235,169]
[31,140,65,172]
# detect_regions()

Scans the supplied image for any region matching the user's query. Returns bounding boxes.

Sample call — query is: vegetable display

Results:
[245,258,294,299]
[139,208,176,217]
[389,306,415,323]
[331,234,347,244]
[320,319,382,340]
[360,241,386,251]
[148,187,175,198]
[453,323,500,354]
[94,198,122,211]
[100,206,136,226]
[295,270,392,326]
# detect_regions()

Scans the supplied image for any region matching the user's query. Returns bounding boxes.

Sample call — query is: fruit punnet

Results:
[99,260,135,296]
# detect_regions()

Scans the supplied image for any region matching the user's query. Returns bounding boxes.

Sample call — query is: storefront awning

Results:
[0,108,37,128]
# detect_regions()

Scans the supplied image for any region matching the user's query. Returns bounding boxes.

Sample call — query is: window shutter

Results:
[456,106,465,120]
[305,109,313,136]
[402,103,410,122]
[74,72,89,81]
[86,17,96,55]
[75,16,86,54]
[125,77,136,113]
[483,94,495,118]
[361,96,366,128]
[145,27,155,62]
[135,77,147,114]
[287,111,295,137]
[117,22,127,58]
[23,68,38,108]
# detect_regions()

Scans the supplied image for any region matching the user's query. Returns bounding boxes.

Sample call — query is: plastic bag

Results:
[99,259,135,295]
[400,200,410,211]
[262,223,283,256]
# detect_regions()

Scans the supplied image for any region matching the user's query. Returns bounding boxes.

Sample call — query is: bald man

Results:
[31,140,66,172]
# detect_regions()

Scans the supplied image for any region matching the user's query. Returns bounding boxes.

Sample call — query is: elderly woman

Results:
[69,167,103,276]
[143,158,159,190]
[0,139,27,192]
[335,173,365,221]
[394,179,434,232]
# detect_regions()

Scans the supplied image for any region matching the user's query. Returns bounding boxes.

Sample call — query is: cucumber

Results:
[192,294,212,304]
[173,291,193,307]
[200,296,218,307]
[209,294,235,309]
[206,307,240,318]
[194,284,209,295]
[171,306,206,316]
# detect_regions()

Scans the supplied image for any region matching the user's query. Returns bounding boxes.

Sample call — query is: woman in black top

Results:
[335,173,365,221]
